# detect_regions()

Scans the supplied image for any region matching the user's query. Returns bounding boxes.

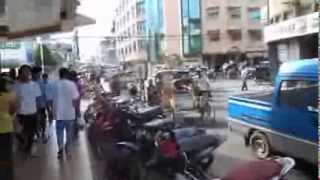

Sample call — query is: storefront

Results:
[264,12,319,70]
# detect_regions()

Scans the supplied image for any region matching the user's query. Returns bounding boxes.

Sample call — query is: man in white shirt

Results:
[50,68,79,159]
[14,65,41,156]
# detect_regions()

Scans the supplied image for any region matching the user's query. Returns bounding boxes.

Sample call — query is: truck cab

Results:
[228,59,318,165]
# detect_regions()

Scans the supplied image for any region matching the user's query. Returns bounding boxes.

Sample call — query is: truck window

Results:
[279,80,318,109]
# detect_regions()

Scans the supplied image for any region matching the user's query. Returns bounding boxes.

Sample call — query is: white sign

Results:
[264,12,319,43]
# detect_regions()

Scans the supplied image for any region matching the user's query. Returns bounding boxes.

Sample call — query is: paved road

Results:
[202,79,317,179]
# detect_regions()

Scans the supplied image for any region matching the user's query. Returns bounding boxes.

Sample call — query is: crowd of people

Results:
[0,65,83,180]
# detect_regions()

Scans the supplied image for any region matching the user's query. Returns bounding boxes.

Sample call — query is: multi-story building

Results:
[114,0,184,75]
[114,0,147,63]
[202,0,267,69]
[263,0,318,75]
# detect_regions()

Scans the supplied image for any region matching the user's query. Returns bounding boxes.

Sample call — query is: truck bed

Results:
[228,91,273,132]
[230,91,273,105]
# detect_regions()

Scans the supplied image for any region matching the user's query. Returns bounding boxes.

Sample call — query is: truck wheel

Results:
[249,132,271,159]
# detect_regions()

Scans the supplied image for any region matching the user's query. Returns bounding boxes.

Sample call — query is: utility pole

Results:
[37,37,45,73]
[74,29,80,60]
[267,0,270,24]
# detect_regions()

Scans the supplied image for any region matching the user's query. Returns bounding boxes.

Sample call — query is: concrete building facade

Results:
[264,0,318,75]
[201,0,267,69]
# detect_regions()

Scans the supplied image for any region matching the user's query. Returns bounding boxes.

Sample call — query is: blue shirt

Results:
[37,80,54,108]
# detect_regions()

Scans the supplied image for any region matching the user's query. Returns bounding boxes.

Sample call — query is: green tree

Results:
[33,45,58,66]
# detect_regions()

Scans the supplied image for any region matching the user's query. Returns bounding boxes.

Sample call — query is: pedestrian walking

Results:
[50,68,79,159]
[241,67,249,91]
[13,65,41,156]
[31,66,43,140]
[42,74,54,126]
[35,73,54,143]
[0,76,16,180]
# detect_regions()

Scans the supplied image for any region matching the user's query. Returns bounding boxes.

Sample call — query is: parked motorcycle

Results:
[115,126,224,180]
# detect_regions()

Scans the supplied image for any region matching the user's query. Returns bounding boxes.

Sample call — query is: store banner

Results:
[264,12,319,43]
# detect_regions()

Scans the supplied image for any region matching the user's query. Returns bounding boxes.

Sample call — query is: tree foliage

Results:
[33,45,58,66]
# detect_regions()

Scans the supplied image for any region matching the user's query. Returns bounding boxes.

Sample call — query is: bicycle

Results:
[198,90,216,124]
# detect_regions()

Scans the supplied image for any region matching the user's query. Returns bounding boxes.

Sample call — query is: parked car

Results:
[228,59,318,165]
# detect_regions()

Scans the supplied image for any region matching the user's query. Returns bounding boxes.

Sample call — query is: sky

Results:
[53,0,115,61]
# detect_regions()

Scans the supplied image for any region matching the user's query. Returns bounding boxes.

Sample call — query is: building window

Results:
[127,12,130,22]
[228,7,241,19]
[128,46,132,54]
[299,4,313,16]
[207,7,219,19]
[274,15,280,23]
[248,7,261,23]
[132,6,135,18]
[208,30,220,41]
[248,29,262,41]
[137,21,145,34]
[228,29,242,41]
[137,3,145,16]
[138,40,146,50]
[127,28,131,37]
[132,24,136,35]
[133,41,137,52]
[0,0,5,16]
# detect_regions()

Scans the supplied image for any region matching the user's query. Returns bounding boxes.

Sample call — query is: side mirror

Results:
[307,106,319,113]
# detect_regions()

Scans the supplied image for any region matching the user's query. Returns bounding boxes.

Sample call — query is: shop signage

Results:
[264,12,319,43]
[0,42,21,49]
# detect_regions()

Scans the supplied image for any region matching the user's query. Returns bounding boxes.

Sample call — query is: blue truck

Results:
[228,59,318,165]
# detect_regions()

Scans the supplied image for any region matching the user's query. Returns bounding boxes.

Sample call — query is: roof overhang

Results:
[0,14,95,40]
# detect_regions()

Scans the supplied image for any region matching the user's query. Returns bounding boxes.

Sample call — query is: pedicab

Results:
[170,75,216,125]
